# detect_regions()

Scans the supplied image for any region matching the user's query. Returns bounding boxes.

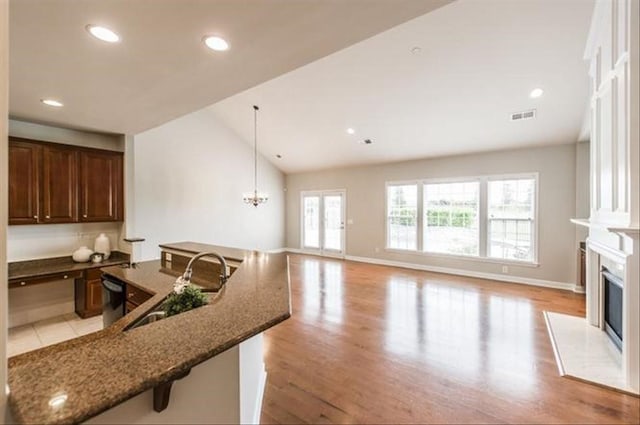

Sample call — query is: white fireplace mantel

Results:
[563,0,640,395]
[571,218,640,237]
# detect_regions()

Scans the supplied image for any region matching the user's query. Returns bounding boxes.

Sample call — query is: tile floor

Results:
[8,313,104,357]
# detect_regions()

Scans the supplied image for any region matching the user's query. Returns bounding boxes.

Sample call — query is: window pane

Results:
[387,185,417,250]
[323,195,342,251]
[303,196,320,248]
[423,181,479,256]
[488,178,535,261]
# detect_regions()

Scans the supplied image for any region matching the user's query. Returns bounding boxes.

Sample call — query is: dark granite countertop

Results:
[8,251,130,281]
[159,241,247,262]
[7,244,291,425]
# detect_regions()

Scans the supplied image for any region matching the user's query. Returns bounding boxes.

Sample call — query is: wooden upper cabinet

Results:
[41,145,78,223]
[8,140,40,225]
[8,137,124,225]
[79,150,123,222]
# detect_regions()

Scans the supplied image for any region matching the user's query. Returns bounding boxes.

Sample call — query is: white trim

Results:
[266,248,287,254]
[300,189,346,257]
[587,237,628,263]
[384,247,540,267]
[385,182,418,250]
[252,370,267,425]
[284,248,575,292]
[286,247,344,259]
[344,254,574,291]
[385,173,539,264]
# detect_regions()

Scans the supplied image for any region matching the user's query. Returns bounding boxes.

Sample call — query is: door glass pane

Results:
[323,195,342,251]
[303,196,320,248]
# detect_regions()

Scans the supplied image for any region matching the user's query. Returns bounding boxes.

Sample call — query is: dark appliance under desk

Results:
[102,275,126,327]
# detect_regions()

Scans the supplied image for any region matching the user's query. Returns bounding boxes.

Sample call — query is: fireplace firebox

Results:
[602,268,623,351]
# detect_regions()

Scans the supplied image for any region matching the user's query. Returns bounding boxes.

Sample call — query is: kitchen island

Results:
[7,243,291,424]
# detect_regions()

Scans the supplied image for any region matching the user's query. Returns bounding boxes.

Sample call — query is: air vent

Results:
[511,109,536,121]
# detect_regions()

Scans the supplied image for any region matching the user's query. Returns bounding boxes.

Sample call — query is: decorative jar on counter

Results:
[72,246,94,263]
[94,233,111,259]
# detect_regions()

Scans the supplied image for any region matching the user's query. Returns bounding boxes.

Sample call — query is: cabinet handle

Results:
[45,215,50,219]
[63,275,68,279]
[20,281,26,286]
[83,214,88,218]
[33,215,38,219]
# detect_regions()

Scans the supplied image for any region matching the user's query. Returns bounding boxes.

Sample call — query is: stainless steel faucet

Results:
[179,251,229,286]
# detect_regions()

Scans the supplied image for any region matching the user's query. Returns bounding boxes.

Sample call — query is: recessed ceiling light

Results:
[530,88,544,98]
[41,99,64,107]
[276,154,282,159]
[86,25,120,43]
[346,128,355,135]
[203,36,229,51]
[411,46,422,54]
[359,139,373,145]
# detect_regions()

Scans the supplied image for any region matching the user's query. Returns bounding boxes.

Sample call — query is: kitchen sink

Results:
[125,310,166,331]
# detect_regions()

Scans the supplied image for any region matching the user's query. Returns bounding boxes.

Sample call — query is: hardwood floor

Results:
[260,254,640,424]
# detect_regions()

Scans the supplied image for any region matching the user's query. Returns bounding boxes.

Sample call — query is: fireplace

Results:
[602,268,623,350]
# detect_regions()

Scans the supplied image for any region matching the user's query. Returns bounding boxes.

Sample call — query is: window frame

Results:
[385,181,420,251]
[385,173,539,266]
[485,173,539,264]
[422,177,482,258]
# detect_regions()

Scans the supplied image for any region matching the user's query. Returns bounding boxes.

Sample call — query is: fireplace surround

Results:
[583,234,639,394]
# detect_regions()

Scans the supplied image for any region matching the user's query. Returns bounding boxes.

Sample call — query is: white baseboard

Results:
[253,369,267,425]
[266,248,287,254]
[284,248,576,292]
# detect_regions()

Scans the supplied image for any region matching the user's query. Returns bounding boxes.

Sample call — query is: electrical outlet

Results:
[502,265,509,273]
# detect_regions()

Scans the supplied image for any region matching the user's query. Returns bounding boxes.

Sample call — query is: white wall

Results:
[1,0,9,417]
[133,108,285,261]
[7,222,121,262]
[286,144,579,287]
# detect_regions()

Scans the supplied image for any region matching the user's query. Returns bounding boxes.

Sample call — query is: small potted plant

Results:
[163,279,208,318]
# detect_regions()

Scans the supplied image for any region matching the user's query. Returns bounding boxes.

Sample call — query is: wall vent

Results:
[510,109,536,121]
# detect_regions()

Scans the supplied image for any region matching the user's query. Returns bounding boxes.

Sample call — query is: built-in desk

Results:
[8,252,130,317]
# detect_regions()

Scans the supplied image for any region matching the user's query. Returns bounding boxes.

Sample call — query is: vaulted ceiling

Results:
[208,0,595,173]
[9,0,452,135]
[10,0,595,173]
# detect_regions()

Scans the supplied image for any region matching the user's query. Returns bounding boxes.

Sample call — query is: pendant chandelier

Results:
[243,105,268,207]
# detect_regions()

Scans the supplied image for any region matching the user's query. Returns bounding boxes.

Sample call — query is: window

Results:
[303,196,320,248]
[386,184,417,250]
[424,181,480,256]
[385,174,538,264]
[488,178,535,261]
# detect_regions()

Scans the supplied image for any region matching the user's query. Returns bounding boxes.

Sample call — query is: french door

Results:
[301,190,346,256]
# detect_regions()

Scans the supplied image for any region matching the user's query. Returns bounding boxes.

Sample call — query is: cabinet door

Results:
[8,140,40,225]
[79,151,123,222]
[87,279,103,313]
[42,145,78,223]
